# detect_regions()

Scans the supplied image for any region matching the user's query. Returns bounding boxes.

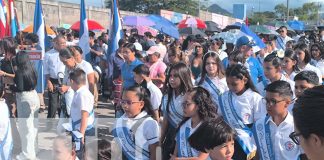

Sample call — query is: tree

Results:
[105,0,199,15]
[274,3,287,19]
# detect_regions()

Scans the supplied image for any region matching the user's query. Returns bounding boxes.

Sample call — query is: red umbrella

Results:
[178,17,207,29]
[70,19,105,31]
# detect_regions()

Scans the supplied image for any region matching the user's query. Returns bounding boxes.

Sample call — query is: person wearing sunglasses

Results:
[253,81,304,160]
[291,85,324,160]
[276,26,293,50]
[208,37,228,61]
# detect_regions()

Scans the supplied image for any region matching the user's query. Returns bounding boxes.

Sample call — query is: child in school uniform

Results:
[189,117,236,160]
[69,68,95,159]
[133,64,162,121]
[0,84,13,160]
[112,85,159,160]
[171,87,218,159]
[196,52,228,107]
[256,52,295,97]
[160,62,194,160]
[218,64,266,160]
[253,80,304,160]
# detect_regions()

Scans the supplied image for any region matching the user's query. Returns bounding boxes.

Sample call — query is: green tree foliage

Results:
[105,0,199,15]
[274,2,321,21]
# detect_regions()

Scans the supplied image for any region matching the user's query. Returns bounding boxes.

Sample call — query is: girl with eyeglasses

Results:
[253,80,304,160]
[294,43,322,84]
[197,52,228,108]
[218,64,266,160]
[256,52,295,97]
[170,87,218,159]
[208,38,228,61]
[161,62,193,160]
[292,85,324,160]
[112,85,159,160]
[310,43,324,82]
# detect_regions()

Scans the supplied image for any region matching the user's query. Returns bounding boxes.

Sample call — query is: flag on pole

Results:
[79,0,90,60]
[240,24,266,52]
[107,0,123,57]
[0,0,6,38]
[8,0,18,37]
[33,0,46,93]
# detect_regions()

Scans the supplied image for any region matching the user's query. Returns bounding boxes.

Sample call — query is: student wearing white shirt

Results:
[161,62,194,160]
[253,81,303,160]
[69,69,95,159]
[282,49,299,81]
[172,87,217,159]
[112,85,159,160]
[218,64,266,160]
[0,85,13,160]
[197,51,228,108]
[133,64,162,121]
[276,26,293,50]
[295,43,322,84]
[256,52,295,97]
[44,35,66,118]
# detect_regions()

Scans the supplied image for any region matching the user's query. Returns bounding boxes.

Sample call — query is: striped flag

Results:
[79,0,90,59]
[0,0,6,38]
[107,0,123,57]
[33,0,46,93]
[8,0,18,37]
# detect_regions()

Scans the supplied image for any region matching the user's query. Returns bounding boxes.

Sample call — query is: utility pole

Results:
[287,0,289,21]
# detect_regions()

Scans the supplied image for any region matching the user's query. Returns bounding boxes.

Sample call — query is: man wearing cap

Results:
[276,26,293,50]
[235,36,266,85]
[208,37,228,61]
[146,46,167,88]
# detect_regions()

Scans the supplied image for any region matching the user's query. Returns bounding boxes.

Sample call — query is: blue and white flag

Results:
[107,0,123,57]
[79,0,90,59]
[240,24,266,52]
[33,0,46,93]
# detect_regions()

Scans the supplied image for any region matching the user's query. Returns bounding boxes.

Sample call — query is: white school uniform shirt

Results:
[176,118,202,158]
[146,81,163,111]
[113,111,160,160]
[208,49,228,61]
[0,99,12,160]
[161,92,185,128]
[276,35,293,50]
[256,74,295,98]
[263,113,302,160]
[218,89,266,124]
[44,49,66,79]
[70,86,95,130]
[300,63,323,84]
[316,60,324,80]
[198,75,228,107]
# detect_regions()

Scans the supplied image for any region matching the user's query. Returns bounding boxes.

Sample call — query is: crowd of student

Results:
[0,25,324,160]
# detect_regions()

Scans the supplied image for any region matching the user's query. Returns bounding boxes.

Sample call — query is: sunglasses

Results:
[289,131,302,145]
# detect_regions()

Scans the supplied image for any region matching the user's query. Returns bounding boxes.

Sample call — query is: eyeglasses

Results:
[289,131,302,145]
[120,99,142,106]
[279,30,285,33]
[311,49,319,52]
[262,98,285,106]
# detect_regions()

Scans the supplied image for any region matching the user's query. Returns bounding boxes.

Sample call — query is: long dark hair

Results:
[284,49,300,72]
[15,51,37,90]
[122,43,141,58]
[0,37,17,56]
[225,64,258,93]
[294,43,311,64]
[164,62,193,114]
[176,86,218,133]
[123,85,156,120]
[198,51,225,85]
[310,43,324,59]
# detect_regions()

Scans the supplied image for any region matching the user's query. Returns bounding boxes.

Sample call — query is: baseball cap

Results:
[146,45,161,55]
[235,36,256,48]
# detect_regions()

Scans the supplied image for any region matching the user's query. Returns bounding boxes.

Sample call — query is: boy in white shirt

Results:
[69,68,95,159]
[133,64,162,121]
[253,81,304,160]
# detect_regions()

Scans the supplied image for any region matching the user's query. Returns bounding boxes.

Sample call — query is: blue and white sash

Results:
[205,76,221,97]
[0,121,13,160]
[219,92,257,159]
[253,116,274,160]
[177,120,200,158]
[72,110,95,131]
[112,118,150,160]
[163,96,183,128]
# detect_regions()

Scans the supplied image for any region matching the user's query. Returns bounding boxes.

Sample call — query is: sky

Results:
[205,0,324,13]
[57,0,324,14]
